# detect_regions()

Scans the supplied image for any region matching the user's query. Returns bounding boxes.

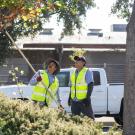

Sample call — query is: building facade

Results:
[0,25,127,84]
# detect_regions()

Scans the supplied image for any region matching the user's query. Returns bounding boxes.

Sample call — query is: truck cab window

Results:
[92,71,101,85]
[56,72,70,87]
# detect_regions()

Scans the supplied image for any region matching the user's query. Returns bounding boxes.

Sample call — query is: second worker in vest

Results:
[68,56,95,120]
[29,59,62,108]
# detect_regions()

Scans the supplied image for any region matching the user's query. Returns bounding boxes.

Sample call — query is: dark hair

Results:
[45,59,60,75]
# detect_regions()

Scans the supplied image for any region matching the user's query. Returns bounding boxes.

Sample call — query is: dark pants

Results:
[71,99,95,120]
[33,100,48,108]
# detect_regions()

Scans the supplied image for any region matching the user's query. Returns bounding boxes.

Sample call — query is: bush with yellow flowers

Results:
[0,94,122,135]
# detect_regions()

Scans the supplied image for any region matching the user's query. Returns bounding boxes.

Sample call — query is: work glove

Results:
[36,76,42,82]
[58,104,64,110]
[82,98,90,107]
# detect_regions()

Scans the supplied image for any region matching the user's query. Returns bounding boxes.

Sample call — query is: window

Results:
[92,71,101,85]
[87,29,103,37]
[57,70,100,87]
[56,72,70,87]
[39,28,53,35]
[111,24,127,32]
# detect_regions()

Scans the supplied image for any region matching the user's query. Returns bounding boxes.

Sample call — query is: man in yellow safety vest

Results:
[68,56,94,120]
[30,59,62,108]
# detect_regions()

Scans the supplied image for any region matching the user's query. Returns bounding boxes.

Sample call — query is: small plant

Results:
[8,66,25,99]
[9,66,24,82]
[69,48,86,62]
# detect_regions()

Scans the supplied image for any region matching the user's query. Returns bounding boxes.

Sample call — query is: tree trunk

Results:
[123,0,135,134]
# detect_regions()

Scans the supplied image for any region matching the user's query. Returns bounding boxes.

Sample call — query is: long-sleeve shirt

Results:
[29,70,61,104]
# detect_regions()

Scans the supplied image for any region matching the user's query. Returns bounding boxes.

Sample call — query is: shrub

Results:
[0,94,122,135]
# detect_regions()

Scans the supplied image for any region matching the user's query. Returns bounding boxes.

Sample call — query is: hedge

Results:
[0,94,122,135]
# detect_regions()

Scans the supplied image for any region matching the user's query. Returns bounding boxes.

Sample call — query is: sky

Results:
[84,0,127,32]
[44,0,127,34]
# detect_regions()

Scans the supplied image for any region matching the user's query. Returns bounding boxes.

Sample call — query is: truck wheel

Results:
[114,99,123,125]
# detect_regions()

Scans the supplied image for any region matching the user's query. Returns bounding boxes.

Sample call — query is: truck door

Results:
[56,71,71,112]
[91,71,107,114]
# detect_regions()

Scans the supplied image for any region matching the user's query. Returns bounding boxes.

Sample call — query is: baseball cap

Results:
[74,56,86,63]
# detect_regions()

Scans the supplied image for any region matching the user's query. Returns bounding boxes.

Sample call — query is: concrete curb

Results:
[95,117,116,126]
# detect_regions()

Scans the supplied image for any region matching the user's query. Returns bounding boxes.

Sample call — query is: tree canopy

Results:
[1,0,95,35]
[0,0,95,64]
[111,0,134,21]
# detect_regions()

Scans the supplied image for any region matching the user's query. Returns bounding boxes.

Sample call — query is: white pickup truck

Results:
[0,68,124,125]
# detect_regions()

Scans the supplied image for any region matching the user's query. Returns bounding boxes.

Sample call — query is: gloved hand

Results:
[36,76,42,82]
[82,98,90,107]
[68,97,71,106]
[58,104,64,110]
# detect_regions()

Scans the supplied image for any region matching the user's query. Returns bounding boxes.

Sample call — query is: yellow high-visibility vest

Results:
[70,67,88,100]
[31,70,59,106]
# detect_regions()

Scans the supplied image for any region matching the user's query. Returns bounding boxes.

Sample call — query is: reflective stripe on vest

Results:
[31,70,59,105]
[32,92,49,99]
[70,67,88,100]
